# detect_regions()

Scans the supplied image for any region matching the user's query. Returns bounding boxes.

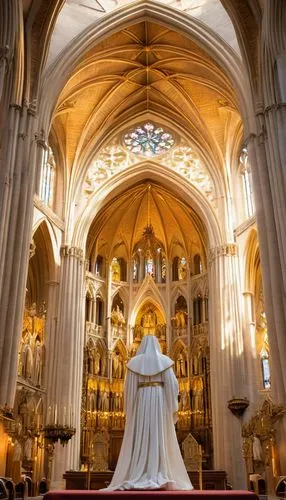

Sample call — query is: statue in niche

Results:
[22,338,33,380]
[101,353,106,377]
[253,435,263,462]
[94,350,100,375]
[192,355,199,375]
[113,352,123,378]
[89,392,96,412]
[18,337,25,376]
[178,260,187,281]
[172,311,187,329]
[176,353,187,378]
[34,338,43,386]
[87,350,93,374]
[111,305,125,327]
[99,390,109,412]
[191,377,204,412]
[141,309,156,333]
[113,392,123,412]
[19,398,29,429]
[24,435,33,461]
[181,390,190,411]
[111,259,120,282]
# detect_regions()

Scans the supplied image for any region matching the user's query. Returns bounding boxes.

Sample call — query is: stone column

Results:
[166,262,172,352]
[257,3,286,470]
[242,292,259,405]
[138,251,144,282]
[106,262,112,348]
[91,299,96,325]
[50,246,85,488]
[128,260,134,346]
[156,251,162,283]
[44,280,60,391]
[208,243,247,489]
[247,121,286,392]
[0,103,42,407]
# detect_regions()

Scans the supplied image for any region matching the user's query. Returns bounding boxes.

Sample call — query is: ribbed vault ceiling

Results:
[47,0,240,67]
[86,181,206,260]
[53,20,240,175]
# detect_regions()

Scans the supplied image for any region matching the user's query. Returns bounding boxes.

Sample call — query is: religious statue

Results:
[191,377,204,427]
[178,260,187,281]
[141,308,156,334]
[101,353,107,377]
[101,335,193,491]
[34,339,43,386]
[22,338,33,380]
[99,390,109,412]
[87,350,93,374]
[112,352,123,378]
[94,350,100,375]
[113,392,123,412]
[111,305,125,327]
[24,436,33,461]
[176,353,187,378]
[181,390,190,411]
[172,311,187,329]
[111,259,120,282]
[253,435,263,462]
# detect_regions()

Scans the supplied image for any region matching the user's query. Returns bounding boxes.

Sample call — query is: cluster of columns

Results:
[208,244,247,487]
[49,246,85,487]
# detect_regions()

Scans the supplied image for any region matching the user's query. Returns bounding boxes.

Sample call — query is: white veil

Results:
[126,335,173,376]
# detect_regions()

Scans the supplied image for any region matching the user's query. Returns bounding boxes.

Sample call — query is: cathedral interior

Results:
[0,0,286,496]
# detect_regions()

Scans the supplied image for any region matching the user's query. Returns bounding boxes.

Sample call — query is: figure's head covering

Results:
[127,335,173,376]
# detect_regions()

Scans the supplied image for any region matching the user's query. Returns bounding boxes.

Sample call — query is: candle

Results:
[63,406,66,426]
[54,404,57,425]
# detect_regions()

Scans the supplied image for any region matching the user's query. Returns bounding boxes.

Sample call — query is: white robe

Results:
[105,338,193,490]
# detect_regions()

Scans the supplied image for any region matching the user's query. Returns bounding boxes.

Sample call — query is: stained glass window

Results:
[261,357,271,389]
[40,146,56,206]
[123,122,175,157]
[145,258,154,277]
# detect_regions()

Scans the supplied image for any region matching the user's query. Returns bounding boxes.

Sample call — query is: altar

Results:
[63,471,228,491]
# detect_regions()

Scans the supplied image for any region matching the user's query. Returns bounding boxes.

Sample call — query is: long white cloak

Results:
[105,359,193,490]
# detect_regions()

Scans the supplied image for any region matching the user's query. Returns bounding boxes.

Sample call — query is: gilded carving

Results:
[209,243,238,262]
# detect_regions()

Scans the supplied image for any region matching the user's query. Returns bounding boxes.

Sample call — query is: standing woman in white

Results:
[104,335,193,490]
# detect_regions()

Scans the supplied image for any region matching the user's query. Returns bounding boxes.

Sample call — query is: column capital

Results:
[60,245,84,260]
[29,239,36,259]
[209,243,238,262]
[35,129,48,148]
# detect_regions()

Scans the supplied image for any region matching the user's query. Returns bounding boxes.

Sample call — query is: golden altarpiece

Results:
[81,237,213,473]
[3,304,47,492]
